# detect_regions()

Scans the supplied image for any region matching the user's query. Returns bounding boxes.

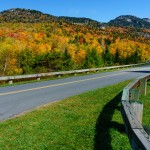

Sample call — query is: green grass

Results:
[140,81,150,133]
[0,81,132,150]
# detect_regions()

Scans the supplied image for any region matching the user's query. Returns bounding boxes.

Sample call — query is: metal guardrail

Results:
[121,75,150,150]
[0,62,147,84]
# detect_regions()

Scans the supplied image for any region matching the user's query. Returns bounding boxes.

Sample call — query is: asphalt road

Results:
[0,65,150,121]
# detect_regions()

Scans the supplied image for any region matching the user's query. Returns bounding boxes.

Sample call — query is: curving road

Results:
[0,65,150,121]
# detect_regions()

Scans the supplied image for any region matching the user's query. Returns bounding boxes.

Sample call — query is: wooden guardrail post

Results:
[140,78,147,96]
[57,74,61,78]
[130,89,140,101]
[36,77,40,81]
[130,101,143,124]
[73,73,77,76]
[130,89,143,124]
[8,80,13,85]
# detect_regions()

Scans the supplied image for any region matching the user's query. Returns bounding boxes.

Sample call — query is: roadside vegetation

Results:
[0,81,131,149]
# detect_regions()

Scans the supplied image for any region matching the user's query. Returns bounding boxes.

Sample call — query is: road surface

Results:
[0,65,150,121]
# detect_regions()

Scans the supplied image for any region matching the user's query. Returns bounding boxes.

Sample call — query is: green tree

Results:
[126,50,141,64]
[62,49,74,70]
[45,51,64,71]
[114,48,120,64]
[84,49,94,68]
[102,46,113,66]
[84,48,103,68]
[91,48,103,67]
[19,48,35,74]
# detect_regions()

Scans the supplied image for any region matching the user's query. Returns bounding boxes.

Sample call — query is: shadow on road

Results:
[94,92,126,150]
[127,70,150,74]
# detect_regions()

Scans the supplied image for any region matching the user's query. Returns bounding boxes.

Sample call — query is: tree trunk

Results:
[3,57,7,76]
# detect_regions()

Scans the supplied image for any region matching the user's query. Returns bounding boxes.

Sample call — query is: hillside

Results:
[0,8,104,28]
[0,8,150,76]
[0,8,56,23]
[108,15,150,29]
[58,16,104,28]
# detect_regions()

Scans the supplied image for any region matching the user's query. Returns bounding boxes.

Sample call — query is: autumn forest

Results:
[0,9,150,76]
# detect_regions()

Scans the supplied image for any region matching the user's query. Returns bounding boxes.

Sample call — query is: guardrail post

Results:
[122,89,130,101]
[130,89,143,124]
[57,75,61,78]
[130,89,139,101]
[130,101,143,124]
[140,78,147,96]
[36,77,40,81]
[8,80,13,85]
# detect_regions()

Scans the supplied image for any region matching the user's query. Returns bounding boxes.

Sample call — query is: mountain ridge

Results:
[0,8,150,29]
[108,15,150,29]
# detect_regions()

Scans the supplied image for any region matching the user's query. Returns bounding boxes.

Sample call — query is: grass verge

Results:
[0,81,131,150]
[140,81,150,134]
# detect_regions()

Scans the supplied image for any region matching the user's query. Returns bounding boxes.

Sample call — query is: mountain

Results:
[0,8,104,28]
[0,8,56,23]
[58,16,104,28]
[0,8,150,29]
[108,15,150,29]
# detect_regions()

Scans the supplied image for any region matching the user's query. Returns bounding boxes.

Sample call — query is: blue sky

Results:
[0,0,149,22]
